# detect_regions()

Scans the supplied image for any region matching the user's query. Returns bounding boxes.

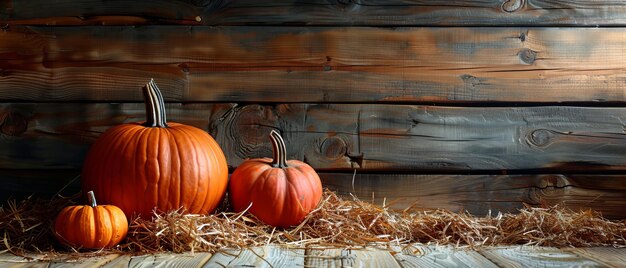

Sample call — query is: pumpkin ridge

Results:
[292,165,322,210]
[93,206,105,249]
[101,205,119,247]
[285,168,312,223]
[180,125,228,214]
[237,166,265,213]
[66,207,82,247]
[88,124,137,216]
[174,126,204,213]
[198,130,228,213]
[145,128,162,214]
[168,126,199,212]
[83,125,130,208]
[134,127,153,216]
[156,129,172,210]
[166,128,181,211]
[170,127,188,213]
[76,206,93,248]
[258,168,285,226]
[118,126,147,217]
[230,161,266,211]
[103,126,137,212]
[53,207,72,245]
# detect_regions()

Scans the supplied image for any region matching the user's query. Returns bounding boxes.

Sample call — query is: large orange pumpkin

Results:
[54,191,128,249]
[229,130,323,228]
[82,80,228,218]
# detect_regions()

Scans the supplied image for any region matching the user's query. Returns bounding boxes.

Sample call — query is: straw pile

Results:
[1,190,625,255]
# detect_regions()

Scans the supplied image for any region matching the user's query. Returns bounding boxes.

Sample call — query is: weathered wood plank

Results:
[213,104,626,171]
[480,246,605,268]
[101,255,131,268]
[305,247,401,268]
[203,246,304,267]
[0,170,80,202]
[3,170,626,219]
[567,248,626,268]
[0,253,47,268]
[2,1,626,26]
[392,244,498,268]
[321,173,626,220]
[127,253,212,268]
[6,103,626,172]
[49,254,125,268]
[3,26,626,103]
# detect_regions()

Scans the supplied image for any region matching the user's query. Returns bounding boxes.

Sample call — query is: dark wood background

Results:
[2,0,626,218]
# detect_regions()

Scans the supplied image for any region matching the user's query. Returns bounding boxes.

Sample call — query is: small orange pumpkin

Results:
[54,191,128,249]
[229,130,323,228]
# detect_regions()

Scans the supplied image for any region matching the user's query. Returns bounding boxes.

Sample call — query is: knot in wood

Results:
[519,48,537,64]
[539,175,568,189]
[178,63,189,73]
[320,136,347,160]
[528,129,553,147]
[335,0,360,12]
[501,0,524,13]
[0,110,28,136]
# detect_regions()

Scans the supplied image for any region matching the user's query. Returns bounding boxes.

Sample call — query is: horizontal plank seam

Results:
[7,101,626,108]
[8,23,626,28]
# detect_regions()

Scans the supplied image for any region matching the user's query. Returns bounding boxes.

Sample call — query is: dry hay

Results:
[1,190,625,256]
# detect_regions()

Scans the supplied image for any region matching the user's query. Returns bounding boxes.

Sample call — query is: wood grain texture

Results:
[0,253,47,268]
[392,245,498,268]
[48,254,125,268]
[6,103,626,172]
[213,104,626,171]
[567,248,626,268]
[2,1,626,26]
[203,246,304,267]
[128,253,212,268]
[101,255,132,268]
[3,26,626,103]
[305,248,401,268]
[321,173,626,220]
[3,170,626,219]
[480,246,605,268]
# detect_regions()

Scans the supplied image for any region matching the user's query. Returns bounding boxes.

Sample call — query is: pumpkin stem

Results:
[269,130,288,168]
[142,79,168,128]
[87,191,97,207]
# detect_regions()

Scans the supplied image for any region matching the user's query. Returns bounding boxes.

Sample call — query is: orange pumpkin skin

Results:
[81,80,228,218]
[54,191,128,249]
[229,131,322,228]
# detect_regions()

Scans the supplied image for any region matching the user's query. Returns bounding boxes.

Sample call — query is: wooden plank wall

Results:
[2,1,626,218]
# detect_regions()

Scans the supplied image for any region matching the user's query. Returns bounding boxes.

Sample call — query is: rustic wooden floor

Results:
[0,245,623,268]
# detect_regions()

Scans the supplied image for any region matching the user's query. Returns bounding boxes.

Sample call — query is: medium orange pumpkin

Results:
[54,191,128,249]
[82,80,228,218]
[229,130,323,228]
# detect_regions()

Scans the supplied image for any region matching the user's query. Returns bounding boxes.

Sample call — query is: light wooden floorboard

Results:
[101,254,131,268]
[392,245,498,268]
[1,246,623,267]
[128,253,212,268]
[567,248,626,268]
[203,245,304,267]
[305,247,401,268]
[49,254,124,268]
[481,246,607,268]
[0,252,48,268]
